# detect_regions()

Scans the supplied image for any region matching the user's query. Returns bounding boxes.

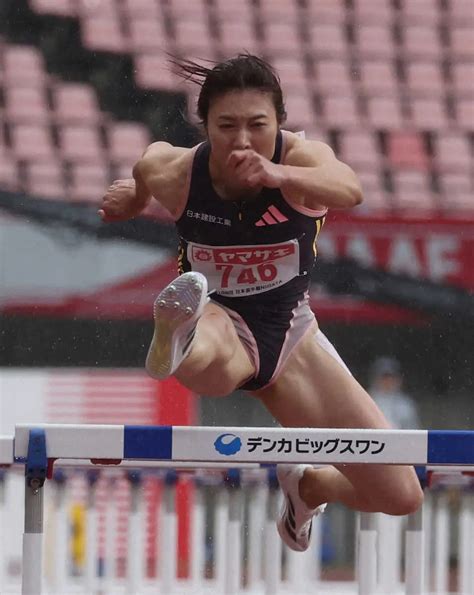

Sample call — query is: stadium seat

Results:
[366,97,403,129]
[400,26,443,60]
[358,60,399,97]
[0,154,19,191]
[25,161,66,199]
[68,163,111,203]
[127,18,168,53]
[2,45,47,86]
[213,0,255,22]
[284,93,316,129]
[121,0,162,20]
[351,0,394,24]
[261,22,302,56]
[409,98,449,130]
[433,132,472,173]
[53,83,102,125]
[29,0,75,17]
[271,57,308,91]
[451,62,474,97]
[58,126,104,163]
[305,0,347,24]
[107,122,151,164]
[448,27,474,59]
[4,87,50,123]
[167,0,209,20]
[258,0,300,24]
[338,130,382,170]
[446,0,474,26]
[307,24,348,58]
[391,170,436,214]
[173,19,215,56]
[134,54,180,91]
[354,25,395,59]
[438,172,474,213]
[404,62,444,96]
[320,96,360,129]
[10,124,56,160]
[219,22,260,57]
[315,59,354,94]
[387,132,429,170]
[357,170,391,213]
[454,99,474,131]
[397,0,441,25]
[76,0,118,18]
[81,16,127,53]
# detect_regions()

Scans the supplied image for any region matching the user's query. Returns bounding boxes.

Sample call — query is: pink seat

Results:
[173,19,215,55]
[366,97,403,129]
[213,0,254,22]
[262,22,302,56]
[134,54,180,91]
[3,45,46,86]
[338,130,382,170]
[449,27,474,59]
[284,93,316,129]
[53,83,101,124]
[258,0,300,24]
[397,0,441,24]
[121,0,161,19]
[438,173,473,214]
[354,25,395,59]
[410,98,449,130]
[113,161,135,180]
[4,87,50,123]
[219,21,260,57]
[58,126,104,163]
[11,124,56,160]
[358,60,399,96]
[127,18,168,53]
[321,96,360,129]
[307,24,348,57]
[454,99,474,131]
[29,0,75,16]
[0,155,19,191]
[167,0,209,20]
[351,0,394,24]
[76,0,118,18]
[433,132,472,173]
[108,122,151,163]
[68,163,111,204]
[451,62,474,97]
[315,59,354,94]
[81,16,127,53]
[357,171,391,213]
[446,0,474,25]
[391,170,435,214]
[25,161,66,199]
[401,26,442,59]
[404,62,444,96]
[305,0,346,24]
[271,57,308,90]
[387,132,429,170]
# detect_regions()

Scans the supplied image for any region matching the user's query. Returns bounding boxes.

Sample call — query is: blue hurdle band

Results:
[13,424,474,466]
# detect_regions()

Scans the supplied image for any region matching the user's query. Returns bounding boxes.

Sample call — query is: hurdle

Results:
[2,424,474,594]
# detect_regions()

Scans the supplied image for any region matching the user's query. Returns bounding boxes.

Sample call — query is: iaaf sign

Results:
[319,214,474,291]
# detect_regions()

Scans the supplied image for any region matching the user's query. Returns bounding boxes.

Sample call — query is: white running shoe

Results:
[276,464,327,552]
[145,272,209,379]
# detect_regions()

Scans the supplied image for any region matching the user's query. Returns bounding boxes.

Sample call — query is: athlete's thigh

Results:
[254,329,419,504]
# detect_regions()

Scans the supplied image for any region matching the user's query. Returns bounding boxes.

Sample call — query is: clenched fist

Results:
[227,150,286,189]
[98,179,149,222]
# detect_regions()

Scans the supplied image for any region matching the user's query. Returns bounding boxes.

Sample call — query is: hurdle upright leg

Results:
[405,506,424,595]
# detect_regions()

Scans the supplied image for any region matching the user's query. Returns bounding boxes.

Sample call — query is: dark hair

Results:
[171,54,287,126]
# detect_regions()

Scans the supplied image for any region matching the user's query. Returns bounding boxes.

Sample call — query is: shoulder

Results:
[140,141,196,174]
[282,131,336,167]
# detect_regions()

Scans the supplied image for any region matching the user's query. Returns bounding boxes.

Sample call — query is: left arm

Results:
[280,139,363,210]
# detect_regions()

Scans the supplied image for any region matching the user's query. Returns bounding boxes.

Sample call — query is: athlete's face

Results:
[206,89,279,167]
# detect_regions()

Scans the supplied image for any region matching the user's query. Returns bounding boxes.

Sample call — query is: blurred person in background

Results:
[99,54,423,554]
[369,357,421,430]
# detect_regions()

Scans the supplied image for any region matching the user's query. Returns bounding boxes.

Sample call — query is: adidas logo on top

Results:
[255,205,289,226]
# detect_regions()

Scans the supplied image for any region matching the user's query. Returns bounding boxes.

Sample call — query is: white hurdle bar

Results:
[1,424,474,594]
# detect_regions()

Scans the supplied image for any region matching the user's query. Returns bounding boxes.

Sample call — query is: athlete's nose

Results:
[233,128,252,150]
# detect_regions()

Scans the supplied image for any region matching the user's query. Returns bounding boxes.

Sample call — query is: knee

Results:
[381,479,424,516]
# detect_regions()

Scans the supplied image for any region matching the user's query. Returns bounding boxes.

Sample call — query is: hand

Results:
[227,150,286,189]
[98,179,147,222]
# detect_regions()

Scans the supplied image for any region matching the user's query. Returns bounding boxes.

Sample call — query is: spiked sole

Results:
[145,272,208,379]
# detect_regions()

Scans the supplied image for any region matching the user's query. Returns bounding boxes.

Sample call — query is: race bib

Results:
[188,240,300,297]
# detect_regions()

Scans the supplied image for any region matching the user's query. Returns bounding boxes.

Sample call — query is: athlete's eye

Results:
[219,124,234,129]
